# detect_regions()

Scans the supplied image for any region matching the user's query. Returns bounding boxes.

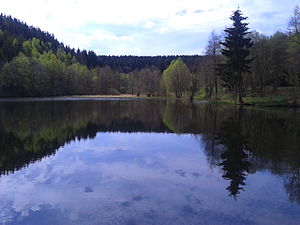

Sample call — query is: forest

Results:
[0,5,299,102]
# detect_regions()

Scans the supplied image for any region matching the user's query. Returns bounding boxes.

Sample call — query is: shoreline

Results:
[0,94,143,101]
[66,94,141,98]
[0,95,299,108]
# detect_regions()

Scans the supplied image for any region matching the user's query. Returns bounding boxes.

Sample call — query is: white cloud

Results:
[0,0,298,55]
[144,21,156,29]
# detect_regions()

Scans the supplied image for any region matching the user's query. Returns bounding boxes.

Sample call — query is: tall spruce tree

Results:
[220,9,253,104]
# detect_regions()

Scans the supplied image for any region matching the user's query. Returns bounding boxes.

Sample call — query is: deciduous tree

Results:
[163,58,191,98]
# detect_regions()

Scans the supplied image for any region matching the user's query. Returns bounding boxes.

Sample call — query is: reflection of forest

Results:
[0,100,168,175]
[195,104,300,202]
[0,100,299,203]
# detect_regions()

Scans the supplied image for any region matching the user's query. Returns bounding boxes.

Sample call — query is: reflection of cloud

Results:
[0,133,299,224]
[176,10,187,16]
[194,9,204,14]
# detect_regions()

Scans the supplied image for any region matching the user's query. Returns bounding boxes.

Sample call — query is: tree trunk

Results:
[214,75,218,96]
[238,89,243,104]
[137,87,140,97]
[238,73,244,105]
[214,59,218,97]
[189,94,194,102]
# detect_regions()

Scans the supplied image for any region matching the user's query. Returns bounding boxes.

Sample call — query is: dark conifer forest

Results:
[0,5,299,101]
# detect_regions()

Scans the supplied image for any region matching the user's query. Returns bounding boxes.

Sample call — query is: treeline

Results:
[0,13,201,97]
[0,13,200,71]
[0,40,176,97]
[0,5,299,98]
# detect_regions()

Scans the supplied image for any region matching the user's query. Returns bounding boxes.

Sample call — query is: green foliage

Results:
[194,90,206,100]
[163,58,191,98]
[22,40,33,56]
[0,53,30,96]
[0,38,97,97]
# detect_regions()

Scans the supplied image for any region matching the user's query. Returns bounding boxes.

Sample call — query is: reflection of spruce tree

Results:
[217,107,251,199]
[285,167,300,204]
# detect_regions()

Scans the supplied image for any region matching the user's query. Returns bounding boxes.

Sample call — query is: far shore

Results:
[0,94,144,102]
[67,94,141,98]
[0,95,299,108]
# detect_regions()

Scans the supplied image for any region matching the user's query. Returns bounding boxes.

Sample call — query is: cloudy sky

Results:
[1,0,299,55]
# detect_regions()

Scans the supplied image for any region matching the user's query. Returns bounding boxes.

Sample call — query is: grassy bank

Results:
[192,87,300,107]
[212,96,300,107]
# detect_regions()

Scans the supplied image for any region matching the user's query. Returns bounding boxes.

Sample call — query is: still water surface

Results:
[0,99,299,225]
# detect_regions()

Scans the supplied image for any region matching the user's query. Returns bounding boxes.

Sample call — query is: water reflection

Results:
[0,99,300,224]
[217,108,251,198]
[0,100,168,175]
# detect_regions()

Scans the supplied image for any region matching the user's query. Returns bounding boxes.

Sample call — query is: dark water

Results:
[0,99,299,225]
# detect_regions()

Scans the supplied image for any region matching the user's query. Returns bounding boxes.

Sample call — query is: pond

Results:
[0,99,299,225]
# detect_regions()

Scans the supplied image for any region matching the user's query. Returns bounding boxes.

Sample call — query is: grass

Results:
[243,96,286,106]
[145,89,300,107]
[212,88,300,107]
[194,91,206,101]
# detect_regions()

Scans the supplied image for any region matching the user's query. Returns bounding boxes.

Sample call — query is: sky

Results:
[1,0,299,56]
